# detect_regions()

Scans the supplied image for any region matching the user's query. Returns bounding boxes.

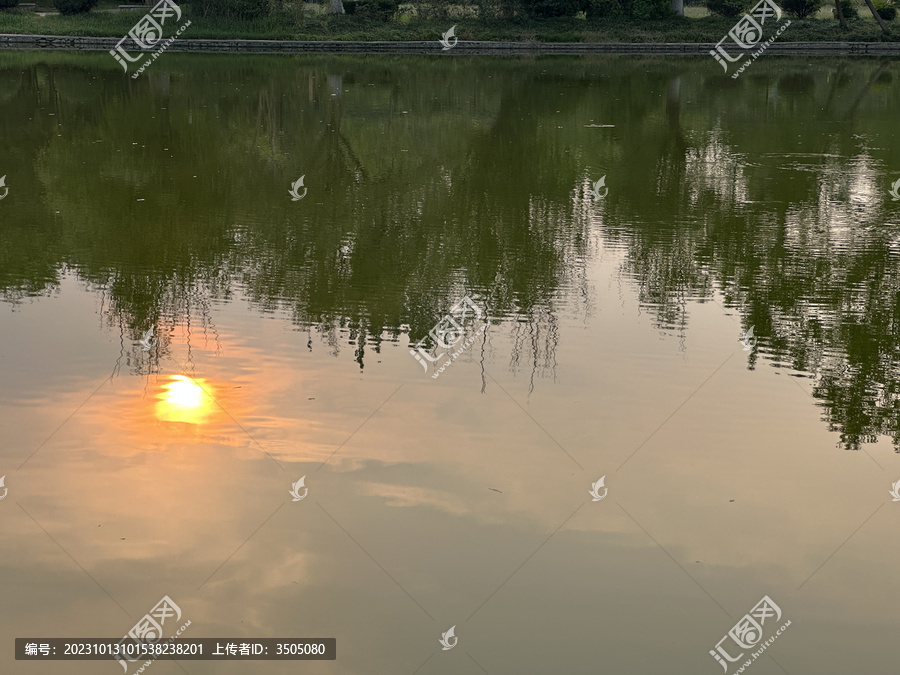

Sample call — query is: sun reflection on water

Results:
[155,375,217,425]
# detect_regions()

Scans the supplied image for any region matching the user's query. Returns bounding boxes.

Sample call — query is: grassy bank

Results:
[0,5,896,41]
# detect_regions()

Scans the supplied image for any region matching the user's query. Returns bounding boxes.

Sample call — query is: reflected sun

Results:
[165,376,204,407]
[155,375,217,424]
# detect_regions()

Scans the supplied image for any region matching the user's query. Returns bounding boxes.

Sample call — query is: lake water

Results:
[1,52,899,675]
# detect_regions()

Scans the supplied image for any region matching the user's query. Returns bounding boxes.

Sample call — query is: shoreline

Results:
[2,34,900,54]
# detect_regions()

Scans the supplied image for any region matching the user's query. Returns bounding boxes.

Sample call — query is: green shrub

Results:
[53,0,97,13]
[873,0,896,18]
[833,0,858,16]
[524,0,589,17]
[0,0,19,9]
[632,0,669,18]
[706,0,745,16]
[281,0,305,25]
[586,0,630,16]
[343,0,397,18]
[194,0,269,19]
[782,0,822,16]
[588,0,674,16]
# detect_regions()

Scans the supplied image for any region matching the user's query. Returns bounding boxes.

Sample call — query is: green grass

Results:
[0,1,895,40]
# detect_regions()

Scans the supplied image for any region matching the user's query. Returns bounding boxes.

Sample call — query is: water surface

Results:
[1,52,899,675]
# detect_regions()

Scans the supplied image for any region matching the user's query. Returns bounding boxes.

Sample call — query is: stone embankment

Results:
[2,34,900,54]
